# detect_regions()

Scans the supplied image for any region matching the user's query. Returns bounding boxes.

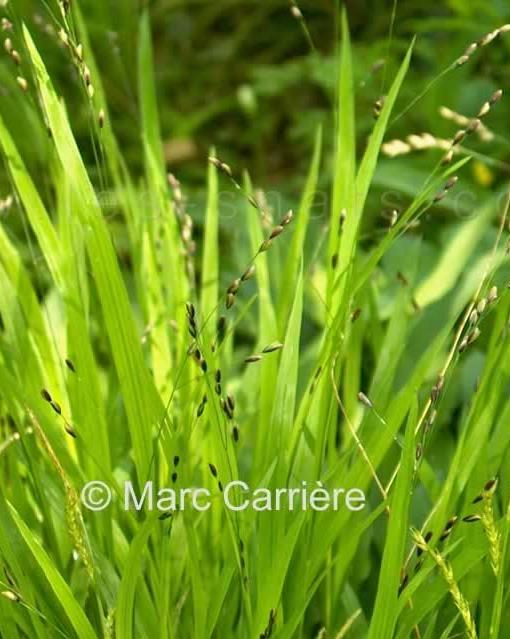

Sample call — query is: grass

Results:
[0,2,509,638]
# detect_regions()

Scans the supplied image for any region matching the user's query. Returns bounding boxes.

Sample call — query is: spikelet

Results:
[382,133,451,158]
[27,410,94,581]
[439,106,495,142]
[412,530,478,639]
[105,609,115,639]
[479,479,502,576]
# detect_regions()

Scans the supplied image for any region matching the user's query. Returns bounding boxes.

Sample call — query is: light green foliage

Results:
[0,5,509,639]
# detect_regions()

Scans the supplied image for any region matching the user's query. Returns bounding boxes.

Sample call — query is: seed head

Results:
[208,156,221,169]
[351,308,362,322]
[1,590,19,603]
[98,109,105,129]
[466,118,481,135]
[445,516,458,531]
[455,54,470,67]
[459,337,469,353]
[262,342,284,353]
[50,401,62,415]
[464,42,478,56]
[65,424,77,438]
[58,29,69,46]
[217,316,227,342]
[477,298,487,314]
[41,388,52,402]
[468,327,481,345]
[280,210,294,226]
[4,37,12,53]
[270,225,285,239]
[245,354,262,364]
[197,400,206,418]
[16,77,28,92]
[490,89,503,105]
[488,285,498,303]
[480,30,499,46]
[290,6,303,20]
[373,96,385,118]
[241,264,256,281]
[484,477,498,493]
[478,102,491,118]
[357,391,373,409]
[75,43,83,61]
[463,514,481,523]
[452,130,466,146]
[227,279,241,295]
[226,293,236,309]
[441,149,454,165]
[445,176,458,190]
[208,463,218,478]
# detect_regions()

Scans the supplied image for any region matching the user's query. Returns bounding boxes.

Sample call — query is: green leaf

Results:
[8,505,97,639]
[23,25,165,482]
[367,400,417,639]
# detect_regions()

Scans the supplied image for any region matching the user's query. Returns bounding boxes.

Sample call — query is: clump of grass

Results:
[0,4,510,639]
[473,479,502,576]
[412,529,478,639]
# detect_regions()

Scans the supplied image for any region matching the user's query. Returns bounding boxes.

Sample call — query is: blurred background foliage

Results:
[2,1,510,188]
[1,0,510,314]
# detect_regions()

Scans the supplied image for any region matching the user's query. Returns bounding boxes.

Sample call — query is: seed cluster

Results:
[433,175,458,203]
[401,477,501,611]
[260,608,277,639]
[382,133,451,158]
[225,210,293,312]
[411,529,477,639]
[373,95,386,120]
[442,90,503,165]
[28,409,94,581]
[208,462,223,492]
[459,287,498,353]
[40,388,76,438]
[382,90,503,163]
[471,478,501,576]
[2,26,28,92]
[289,1,303,21]
[54,4,105,127]
[439,106,494,142]
[455,24,510,68]
[225,263,256,310]
[244,342,284,365]
[171,454,179,484]
[168,173,196,288]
